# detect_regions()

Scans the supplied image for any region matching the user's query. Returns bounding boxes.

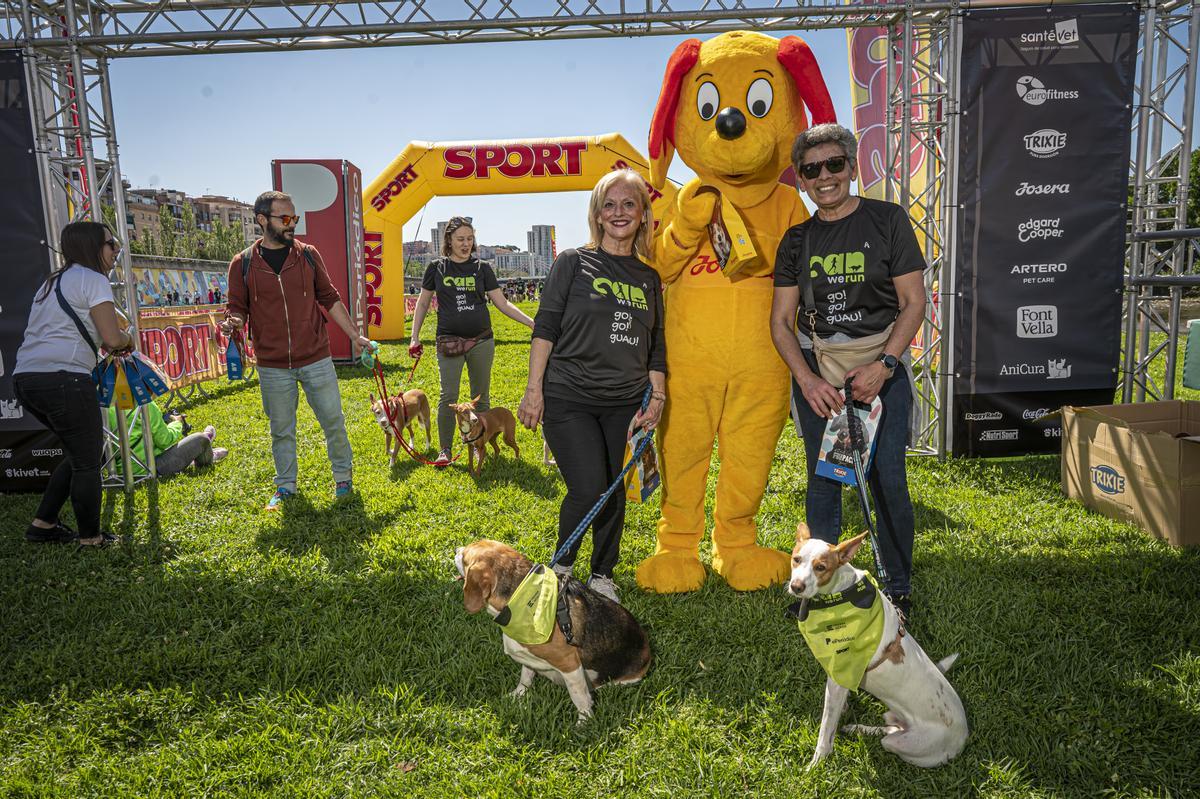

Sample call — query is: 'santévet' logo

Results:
[444,142,588,180]
[1019,18,1080,46]
[1017,305,1058,338]
[1015,182,1070,196]
[1024,129,1067,158]
[592,277,647,310]
[1016,75,1080,106]
[370,165,419,212]
[1091,465,1125,495]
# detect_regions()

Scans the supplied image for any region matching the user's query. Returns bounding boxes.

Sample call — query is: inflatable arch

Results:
[362,133,678,339]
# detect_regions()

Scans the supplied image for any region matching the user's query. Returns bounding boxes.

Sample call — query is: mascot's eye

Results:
[746,78,773,118]
[696,82,719,121]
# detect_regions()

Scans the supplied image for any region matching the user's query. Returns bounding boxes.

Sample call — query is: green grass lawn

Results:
[2,307,1197,798]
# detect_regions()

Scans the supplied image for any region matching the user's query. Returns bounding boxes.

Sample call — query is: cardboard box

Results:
[1061,401,1200,547]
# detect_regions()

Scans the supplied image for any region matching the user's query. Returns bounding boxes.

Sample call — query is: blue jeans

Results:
[793,350,915,595]
[257,357,352,491]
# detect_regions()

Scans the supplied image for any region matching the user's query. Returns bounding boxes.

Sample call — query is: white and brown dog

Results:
[369,390,431,466]
[788,524,968,768]
[455,540,651,722]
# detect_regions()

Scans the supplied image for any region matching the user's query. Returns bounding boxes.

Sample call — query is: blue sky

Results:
[110,29,857,250]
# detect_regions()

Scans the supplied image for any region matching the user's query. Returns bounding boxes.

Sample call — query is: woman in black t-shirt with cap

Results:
[518,169,666,605]
[410,217,534,467]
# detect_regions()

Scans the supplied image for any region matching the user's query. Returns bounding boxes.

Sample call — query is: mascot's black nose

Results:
[715,107,747,140]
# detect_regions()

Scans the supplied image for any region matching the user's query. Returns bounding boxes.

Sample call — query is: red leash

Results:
[371,352,461,466]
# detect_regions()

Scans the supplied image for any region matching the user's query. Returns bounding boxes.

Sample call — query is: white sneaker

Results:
[211,447,229,464]
[587,574,620,605]
[552,563,572,581]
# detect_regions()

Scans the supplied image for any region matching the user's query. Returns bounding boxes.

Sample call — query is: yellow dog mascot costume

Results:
[635,31,836,594]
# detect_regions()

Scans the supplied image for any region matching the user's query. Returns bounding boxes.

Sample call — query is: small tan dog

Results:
[369,390,431,466]
[450,396,519,476]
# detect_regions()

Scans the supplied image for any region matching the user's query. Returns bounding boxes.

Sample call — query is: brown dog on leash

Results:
[450,396,519,476]
[370,390,432,466]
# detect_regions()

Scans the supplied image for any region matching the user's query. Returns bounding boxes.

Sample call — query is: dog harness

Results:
[794,575,885,691]
[493,564,559,645]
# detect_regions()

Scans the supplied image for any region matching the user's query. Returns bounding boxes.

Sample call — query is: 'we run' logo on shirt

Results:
[444,275,477,291]
[810,252,866,284]
[593,277,648,310]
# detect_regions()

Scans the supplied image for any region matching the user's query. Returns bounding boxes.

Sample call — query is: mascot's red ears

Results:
[647,35,837,190]
[777,36,837,132]
[648,39,701,190]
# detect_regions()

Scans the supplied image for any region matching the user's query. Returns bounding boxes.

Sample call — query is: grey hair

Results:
[791,123,859,174]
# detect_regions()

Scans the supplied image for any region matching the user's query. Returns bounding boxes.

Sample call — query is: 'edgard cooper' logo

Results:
[444,275,476,291]
[593,277,647,310]
[1091,465,1125,495]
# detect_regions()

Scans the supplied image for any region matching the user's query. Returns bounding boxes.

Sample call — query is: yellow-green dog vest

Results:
[797,575,885,690]
[493,564,558,645]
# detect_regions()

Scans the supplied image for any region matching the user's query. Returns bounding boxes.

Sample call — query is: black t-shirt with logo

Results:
[533,247,666,404]
[774,198,924,338]
[421,257,500,338]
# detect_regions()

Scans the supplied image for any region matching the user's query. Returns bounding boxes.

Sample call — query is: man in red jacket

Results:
[221,191,372,510]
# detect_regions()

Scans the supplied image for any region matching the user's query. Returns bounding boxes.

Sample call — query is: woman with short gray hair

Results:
[769,122,926,619]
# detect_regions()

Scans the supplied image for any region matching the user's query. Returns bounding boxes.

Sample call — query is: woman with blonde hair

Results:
[518,169,666,603]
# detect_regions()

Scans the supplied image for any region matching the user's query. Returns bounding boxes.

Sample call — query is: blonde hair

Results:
[585,169,654,261]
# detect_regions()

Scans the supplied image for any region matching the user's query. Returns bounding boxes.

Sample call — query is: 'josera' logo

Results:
[444,142,588,180]
[810,251,866,283]
[593,277,647,310]
[1091,465,1125,495]
[444,275,477,291]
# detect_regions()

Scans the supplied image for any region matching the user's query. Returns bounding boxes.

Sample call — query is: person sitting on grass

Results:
[106,400,228,478]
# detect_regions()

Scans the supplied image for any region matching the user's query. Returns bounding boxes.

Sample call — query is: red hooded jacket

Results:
[224,240,342,369]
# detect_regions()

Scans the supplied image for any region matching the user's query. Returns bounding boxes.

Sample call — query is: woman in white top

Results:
[13,221,135,547]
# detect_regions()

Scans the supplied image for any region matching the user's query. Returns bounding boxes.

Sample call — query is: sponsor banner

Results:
[0,428,64,493]
[953,5,1136,456]
[953,388,1114,457]
[132,267,227,308]
[0,50,54,437]
[361,133,678,339]
[272,160,368,361]
[137,309,255,390]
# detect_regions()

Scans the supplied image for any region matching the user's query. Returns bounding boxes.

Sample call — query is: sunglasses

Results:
[266,214,300,226]
[799,156,849,180]
[105,238,122,251]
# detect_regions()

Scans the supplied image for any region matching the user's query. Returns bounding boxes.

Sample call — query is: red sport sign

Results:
[443,142,588,180]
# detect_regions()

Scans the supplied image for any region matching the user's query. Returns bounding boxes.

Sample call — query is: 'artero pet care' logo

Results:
[592,277,647,310]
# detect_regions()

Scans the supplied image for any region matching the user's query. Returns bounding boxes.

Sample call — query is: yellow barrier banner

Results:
[362,133,678,339]
[137,309,255,390]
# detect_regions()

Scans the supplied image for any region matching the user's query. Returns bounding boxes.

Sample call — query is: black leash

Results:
[843,376,890,587]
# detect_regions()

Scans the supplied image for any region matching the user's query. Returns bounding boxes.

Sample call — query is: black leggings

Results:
[542,394,640,578]
[14,371,105,536]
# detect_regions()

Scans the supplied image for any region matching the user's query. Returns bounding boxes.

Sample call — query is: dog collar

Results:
[461,422,484,444]
[493,564,558,645]
[795,576,885,691]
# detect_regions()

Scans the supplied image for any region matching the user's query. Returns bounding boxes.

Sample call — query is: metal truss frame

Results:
[0,0,1194,466]
[1122,1,1198,403]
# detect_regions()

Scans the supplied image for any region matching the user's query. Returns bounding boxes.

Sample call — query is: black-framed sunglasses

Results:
[799,156,849,180]
[105,238,122,251]
[266,214,300,226]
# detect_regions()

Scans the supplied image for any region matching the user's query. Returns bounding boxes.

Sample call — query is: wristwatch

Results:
[878,353,899,374]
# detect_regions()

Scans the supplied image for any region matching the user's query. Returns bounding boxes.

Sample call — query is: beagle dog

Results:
[455,540,652,722]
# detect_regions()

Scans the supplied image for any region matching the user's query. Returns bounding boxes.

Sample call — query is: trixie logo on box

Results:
[1017,305,1058,338]
[444,142,588,180]
[1015,181,1070,196]
[370,165,418,212]
[1016,75,1079,106]
[1024,129,1067,158]
[1091,464,1125,495]
[1018,217,1063,243]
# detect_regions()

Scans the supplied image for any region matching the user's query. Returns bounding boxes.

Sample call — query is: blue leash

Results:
[548,388,655,568]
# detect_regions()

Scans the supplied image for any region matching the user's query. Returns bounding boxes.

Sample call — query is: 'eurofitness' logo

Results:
[444,275,476,291]
[810,251,866,284]
[1016,75,1080,106]
[593,277,647,310]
